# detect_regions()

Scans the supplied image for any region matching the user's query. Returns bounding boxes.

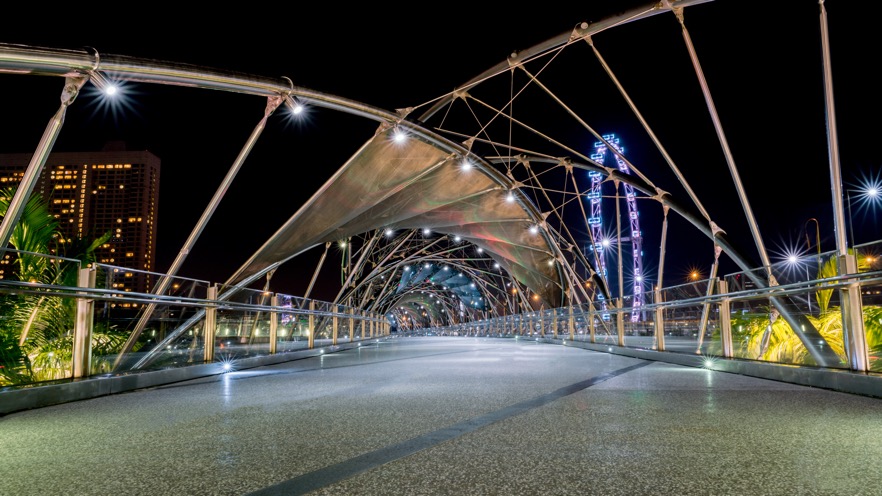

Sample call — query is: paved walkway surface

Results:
[3,336,882,496]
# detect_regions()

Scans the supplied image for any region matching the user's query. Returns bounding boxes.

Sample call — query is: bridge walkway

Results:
[2,336,881,496]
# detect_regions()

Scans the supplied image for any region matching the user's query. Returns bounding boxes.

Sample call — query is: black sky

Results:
[1,1,879,300]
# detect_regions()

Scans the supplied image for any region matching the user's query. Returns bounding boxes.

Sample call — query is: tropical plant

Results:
[712,249,882,370]
[0,186,133,385]
[815,249,872,313]
[0,326,31,383]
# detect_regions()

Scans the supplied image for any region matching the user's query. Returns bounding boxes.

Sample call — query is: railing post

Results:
[72,267,96,379]
[654,289,666,352]
[332,305,339,345]
[590,308,596,344]
[568,305,575,340]
[616,299,625,346]
[719,280,733,358]
[269,294,278,355]
[204,284,217,362]
[349,308,355,342]
[308,300,315,349]
[840,254,869,371]
[552,309,558,338]
[361,310,366,339]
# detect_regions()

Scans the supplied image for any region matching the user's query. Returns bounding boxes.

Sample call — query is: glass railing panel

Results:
[336,310,354,343]
[0,250,83,385]
[590,311,618,345]
[212,309,272,360]
[863,279,882,372]
[95,299,209,372]
[91,263,214,372]
[656,304,703,355]
[622,309,657,351]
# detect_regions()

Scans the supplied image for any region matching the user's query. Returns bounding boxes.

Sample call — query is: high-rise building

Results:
[0,142,160,294]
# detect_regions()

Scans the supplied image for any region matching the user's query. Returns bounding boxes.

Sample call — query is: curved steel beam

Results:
[416,0,714,123]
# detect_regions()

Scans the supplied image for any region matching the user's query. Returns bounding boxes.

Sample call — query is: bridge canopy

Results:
[227,125,564,308]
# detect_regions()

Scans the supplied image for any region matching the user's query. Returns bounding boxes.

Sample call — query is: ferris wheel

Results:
[587,134,646,322]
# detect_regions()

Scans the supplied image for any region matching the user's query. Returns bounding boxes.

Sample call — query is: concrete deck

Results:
[2,336,882,495]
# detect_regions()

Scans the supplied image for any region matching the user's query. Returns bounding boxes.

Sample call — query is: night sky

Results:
[1,1,879,301]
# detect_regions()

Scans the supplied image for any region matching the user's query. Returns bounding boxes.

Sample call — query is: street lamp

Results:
[804,218,821,279]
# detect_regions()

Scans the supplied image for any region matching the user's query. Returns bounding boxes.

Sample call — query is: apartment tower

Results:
[0,142,160,294]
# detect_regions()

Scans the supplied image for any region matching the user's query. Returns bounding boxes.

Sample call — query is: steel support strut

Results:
[115,95,284,371]
[0,75,88,254]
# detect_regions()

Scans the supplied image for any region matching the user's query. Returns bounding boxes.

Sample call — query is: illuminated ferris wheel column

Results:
[588,134,646,322]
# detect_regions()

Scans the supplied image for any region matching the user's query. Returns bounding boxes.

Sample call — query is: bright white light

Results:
[393,129,407,143]
[104,84,119,96]
[601,239,611,247]
[702,356,717,369]
[787,254,798,264]
[422,228,431,236]
[454,235,462,242]
[385,228,394,236]
[477,248,483,253]
[506,192,515,202]
[461,160,472,171]
[494,263,500,269]
[424,263,431,269]
[529,225,539,234]
[222,363,232,371]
